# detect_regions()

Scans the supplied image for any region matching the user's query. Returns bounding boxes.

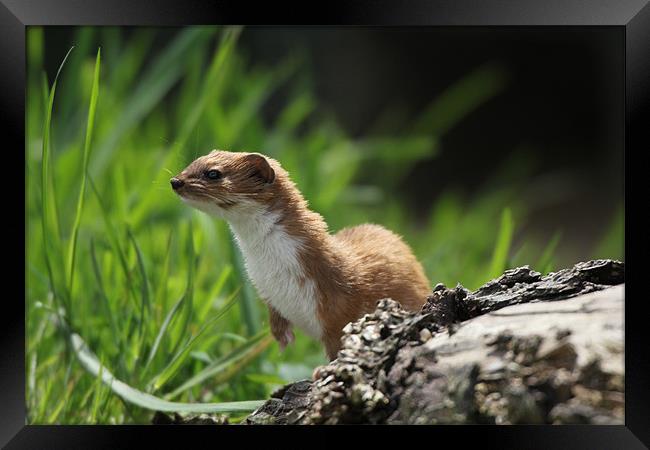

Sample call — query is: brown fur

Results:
[174,150,431,360]
[172,150,278,208]
[268,304,293,348]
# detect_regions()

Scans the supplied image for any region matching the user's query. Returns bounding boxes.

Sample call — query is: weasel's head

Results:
[171,150,278,220]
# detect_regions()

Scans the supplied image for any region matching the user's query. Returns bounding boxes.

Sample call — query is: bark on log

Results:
[244,259,624,425]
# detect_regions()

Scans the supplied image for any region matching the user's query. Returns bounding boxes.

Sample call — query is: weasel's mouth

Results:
[214,198,237,208]
[178,191,235,209]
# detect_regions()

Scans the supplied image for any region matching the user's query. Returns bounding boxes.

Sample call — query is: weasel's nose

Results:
[170,178,184,190]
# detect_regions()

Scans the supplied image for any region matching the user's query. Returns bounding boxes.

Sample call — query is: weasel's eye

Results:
[204,169,222,180]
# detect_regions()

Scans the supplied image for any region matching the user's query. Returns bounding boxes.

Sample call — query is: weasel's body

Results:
[172,150,431,360]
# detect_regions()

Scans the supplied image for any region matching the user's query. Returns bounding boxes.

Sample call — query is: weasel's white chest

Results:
[230,219,322,339]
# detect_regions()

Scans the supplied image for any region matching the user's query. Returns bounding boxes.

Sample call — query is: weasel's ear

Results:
[245,153,275,184]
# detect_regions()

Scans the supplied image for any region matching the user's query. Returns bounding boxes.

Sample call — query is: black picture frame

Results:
[3,0,648,448]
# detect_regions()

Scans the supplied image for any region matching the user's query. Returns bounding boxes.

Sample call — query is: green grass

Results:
[67,48,101,293]
[25,26,624,424]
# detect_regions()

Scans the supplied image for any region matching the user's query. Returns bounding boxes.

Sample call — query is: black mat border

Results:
[2,0,647,448]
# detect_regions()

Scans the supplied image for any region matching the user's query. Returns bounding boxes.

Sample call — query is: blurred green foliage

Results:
[26,26,623,424]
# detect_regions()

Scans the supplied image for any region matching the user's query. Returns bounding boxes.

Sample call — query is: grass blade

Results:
[90,355,105,422]
[143,294,185,375]
[168,221,195,355]
[88,177,137,305]
[89,238,122,352]
[153,230,174,311]
[197,265,232,323]
[71,333,264,414]
[148,291,239,393]
[535,230,562,275]
[488,207,514,280]
[166,331,272,400]
[130,27,242,227]
[127,226,152,339]
[412,62,508,137]
[67,48,101,292]
[41,46,74,319]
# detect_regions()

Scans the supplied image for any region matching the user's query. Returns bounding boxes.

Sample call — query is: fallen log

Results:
[244,259,624,425]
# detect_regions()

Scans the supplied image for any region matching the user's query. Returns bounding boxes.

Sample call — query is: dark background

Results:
[41,26,624,262]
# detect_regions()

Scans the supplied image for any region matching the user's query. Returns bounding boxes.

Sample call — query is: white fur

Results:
[185,196,323,339]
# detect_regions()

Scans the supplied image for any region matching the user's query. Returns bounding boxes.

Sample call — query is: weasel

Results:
[171,150,431,360]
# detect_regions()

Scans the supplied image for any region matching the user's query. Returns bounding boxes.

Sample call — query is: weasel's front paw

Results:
[277,329,295,351]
